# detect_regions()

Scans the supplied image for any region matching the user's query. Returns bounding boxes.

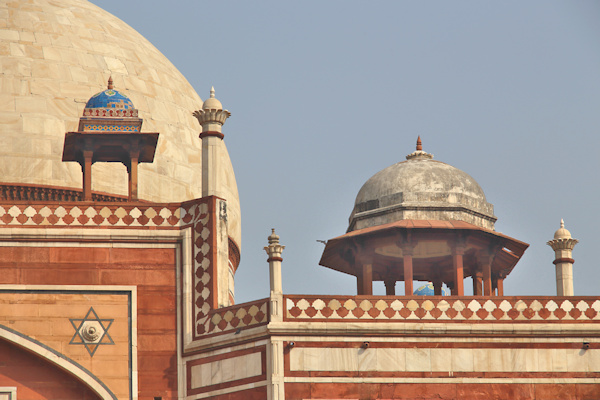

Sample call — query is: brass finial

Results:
[107,76,114,90]
[416,136,422,151]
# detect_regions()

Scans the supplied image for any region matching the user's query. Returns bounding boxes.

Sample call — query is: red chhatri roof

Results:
[320,219,529,281]
[335,219,527,247]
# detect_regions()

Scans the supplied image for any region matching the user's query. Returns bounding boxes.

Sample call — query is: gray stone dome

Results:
[348,142,496,232]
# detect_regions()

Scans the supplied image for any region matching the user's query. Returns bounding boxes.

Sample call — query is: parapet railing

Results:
[0,183,129,202]
[284,295,600,323]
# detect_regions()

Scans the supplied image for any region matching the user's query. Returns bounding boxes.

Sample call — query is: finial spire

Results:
[264,228,285,296]
[560,219,564,228]
[107,76,113,90]
[268,228,280,245]
[193,86,231,136]
[406,136,433,161]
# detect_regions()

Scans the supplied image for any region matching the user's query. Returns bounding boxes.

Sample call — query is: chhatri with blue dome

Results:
[63,77,159,201]
[78,77,142,133]
[85,86,135,110]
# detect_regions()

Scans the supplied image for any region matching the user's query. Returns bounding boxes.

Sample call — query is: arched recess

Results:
[0,324,117,400]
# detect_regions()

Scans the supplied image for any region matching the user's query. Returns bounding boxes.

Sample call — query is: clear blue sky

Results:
[91,1,600,302]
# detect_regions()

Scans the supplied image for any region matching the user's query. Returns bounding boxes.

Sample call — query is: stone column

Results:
[264,230,285,400]
[82,148,93,201]
[193,87,231,198]
[127,146,140,201]
[361,264,373,295]
[264,229,285,296]
[494,271,506,296]
[432,276,443,296]
[403,246,414,296]
[547,219,578,296]
[472,271,483,296]
[452,240,465,296]
[384,279,396,296]
[356,271,364,296]
[476,250,494,296]
[447,281,456,296]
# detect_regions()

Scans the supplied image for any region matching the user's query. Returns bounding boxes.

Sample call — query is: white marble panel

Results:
[550,349,568,372]
[430,348,451,371]
[406,348,431,371]
[452,348,474,372]
[566,348,587,372]
[289,346,599,374]
[537,347,554,372]
[190,352,262,389]
[472,349,488,371]
[511,348,529,372]
[376,348,406,372]
[357,347,377,371]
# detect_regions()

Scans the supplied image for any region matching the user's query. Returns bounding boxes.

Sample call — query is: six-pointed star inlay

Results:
[69,307,114,356]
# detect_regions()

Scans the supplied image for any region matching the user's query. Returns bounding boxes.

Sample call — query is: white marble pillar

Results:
[547,219,578,296]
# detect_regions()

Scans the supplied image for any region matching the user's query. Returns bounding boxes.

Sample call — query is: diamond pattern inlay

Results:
[284,296,600,323]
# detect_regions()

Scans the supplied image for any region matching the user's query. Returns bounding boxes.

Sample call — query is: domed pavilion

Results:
[62,77,159,201]
[0,0,240,246]
[319,137,529,296]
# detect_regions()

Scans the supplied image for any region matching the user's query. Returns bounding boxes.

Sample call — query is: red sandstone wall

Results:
[205,387,267,400]
[0,339,101,400]
[0,246,178,400]
[285,382,600,400]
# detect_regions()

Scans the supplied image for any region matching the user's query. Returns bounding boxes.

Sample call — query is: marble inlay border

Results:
[284,296,600,323]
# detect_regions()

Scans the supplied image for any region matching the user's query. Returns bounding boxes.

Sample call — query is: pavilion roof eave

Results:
[319,219,529,277]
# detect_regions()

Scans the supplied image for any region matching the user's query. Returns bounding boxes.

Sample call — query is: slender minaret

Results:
[264,229,285,400]
[193,89,233,307]
[193,87,231,197]
[547,219,578,296]
[264,229,285,295]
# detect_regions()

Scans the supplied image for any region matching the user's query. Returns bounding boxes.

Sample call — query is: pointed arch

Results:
[0,324,117,400]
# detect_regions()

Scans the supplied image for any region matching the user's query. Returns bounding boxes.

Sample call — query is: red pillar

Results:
[497,273,505,296]
[452,244,465,296]
[128,150,139,201]
[82,149,93,201]
[433,277,442,296]
[403,249,413,296]
[473,271,483,296]
[361,264,373,295]
[482,258,493,296]
[356,274,363,295]
[384,280,396,296]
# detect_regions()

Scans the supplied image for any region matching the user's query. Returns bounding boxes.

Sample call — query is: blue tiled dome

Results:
[85,88,135,110]
[413,282,450,296]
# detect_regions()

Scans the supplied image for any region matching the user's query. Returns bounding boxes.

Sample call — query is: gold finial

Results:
[416,136,422,151]
[107,76,114,90]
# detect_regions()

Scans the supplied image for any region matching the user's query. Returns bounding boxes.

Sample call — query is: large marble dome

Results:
[348,138,496,232]
[0,0,240,244]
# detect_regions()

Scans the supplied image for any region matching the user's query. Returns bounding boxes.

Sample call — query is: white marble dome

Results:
[348,141,496,232]
[0,0,241,245]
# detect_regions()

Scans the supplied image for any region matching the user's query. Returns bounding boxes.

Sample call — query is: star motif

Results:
[69,307,114,356]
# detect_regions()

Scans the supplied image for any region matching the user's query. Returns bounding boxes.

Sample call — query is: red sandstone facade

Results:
[0,57,597,400]
[0,143,598,400]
